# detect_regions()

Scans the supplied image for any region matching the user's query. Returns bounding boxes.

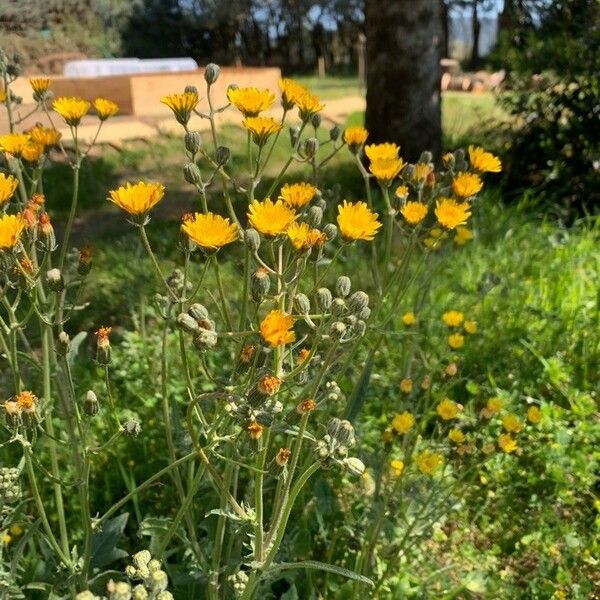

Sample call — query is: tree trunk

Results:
[365,0,442,162]
[441,0,450,59]
[471,0,481,67]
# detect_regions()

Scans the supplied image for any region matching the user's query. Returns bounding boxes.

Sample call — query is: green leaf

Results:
[91,513,129,569]
[268,561,374,587]
[68,331,88,366]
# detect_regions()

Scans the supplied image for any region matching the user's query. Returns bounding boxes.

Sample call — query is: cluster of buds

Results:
[3,391,38,428]
[154,270,191,314]
[0,467,20,504]
[0,50,22,91]
[176,302,217,352]
[314,417,365,476]
[228,569,249,597]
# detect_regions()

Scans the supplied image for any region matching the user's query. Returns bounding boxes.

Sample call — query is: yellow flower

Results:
[30,77,50,99]
[0,214,27,250]
[21,141,44,163]
[464,320,477,334]
[0,88,6,104]
[94,97,119,120]
[53,96,91,126]
[279,78,309,109]
[181,212,238,250]
[248,198,296,236]
[227,86,275,117]
[448,333,465,349]
[469,145,502,173]
[343,126,368,151]
[402,311,417,326]
[0,133,30,157]
[454,226,473,245]
[400,378,413,393]
[412,162,433,181]
[296,91,325,121]
[390,459,404,476]
[369,157,405,185]
[108,181,165,216]
[448,429,465,444]
[16,391,37,413]
[416,451,443,475]
[337,200,382,241]
[435,198,471,229]
[391,411,415,434]
[437,399,460,420]
[161,91,199,124]
[452,172,483,198]
[29,126,61,148]
[243,116,283,146]
[400,201,428,225]
[279,182,317,208]
[0,173,18,204]
[442,310,464,327]
[502,413,523,433]
[260,309,295,347]
[286,222,325,250]
[2,533,11,545]
[364,143,399,162]
[498,433,518,453]
[486,397,504,414]
[527,405,542,424]
[395,185,409,199]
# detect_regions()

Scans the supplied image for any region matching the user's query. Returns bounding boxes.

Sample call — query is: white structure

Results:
[63,58,198,78]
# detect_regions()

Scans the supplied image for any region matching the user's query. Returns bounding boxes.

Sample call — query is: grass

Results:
[294,74,364,99]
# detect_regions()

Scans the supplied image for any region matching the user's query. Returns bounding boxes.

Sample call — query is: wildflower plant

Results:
[0,49,503,598]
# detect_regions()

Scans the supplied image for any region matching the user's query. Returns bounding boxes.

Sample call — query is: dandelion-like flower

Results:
[498,433,517,453]
[343,126,368,152]
[436,399,460,420]
[454,226,473,245]
[502,413,523,433]
[227,87,275,117]
[469,145,502,173]
[337,200,381,242]
[452,172,483,198]
[108,181,165,217]
[400,378,413,393]
[412,163,433,181]
[416,451,443,475]
[29,126,61,148]
[448,429,465,444]
[243,116,282,146]
[364,143,399,162]
[464,320,477,334]
[296,91,325,121]
[30,78,50,100]
[0,133,30,157]
[21,141,44,163]
[402,311,417,326]
[286,222,326,251]
[390,459,404,476]
[260,309,295,347]
[248,199,296,236]
[448,333,465,349]
[369,157,405,185]
[395,185,409,199]
[181,212,238,250]
[279,78,308,109]
[400,201,428,225]
[0,173,18,204]
[435,198,471,230]
[527,405,542,424]
[15,391,36,413]
[0,214,27,250]
[278,182,317,208]
[442,310,464,327]
[53,97,91,126]
[94,98,119,121]
[161,91,199,125]
[391,411,415,434]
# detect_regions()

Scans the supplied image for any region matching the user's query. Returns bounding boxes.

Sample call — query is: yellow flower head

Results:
[296,91,325,121]
[448,333,465,349]
[400,201,428,225]
[412,162,433,181]
[21,141,44,163]
[485,397,504,415]
[435,198,471,229]
[502,413,523,433]
[452,172,483,198]
[437,399,460,420]
[16,391,37,413]
[448,428,465,444]
[391,411,415,434]
[108,181,165,216]
[260,309,295,347]
[464,320,477,334]
[0,214,27,250]
[498,433,517,453]
[29,126,61,148]
[454,226,473,245]
[402,311,417,326]
[227,86,275,117]
[469,145,502,173]
[527,405,542,424]
[243,116,283,146]
[0,133,30,157]
[30,77,51,99]
[364,142,399,162]
[286,222,326,251]
[390,459,404,476]
[279,182,317,208]
[400,378,413,393]
[395,185,409,199]
[416,451,443,475]
[161,91,199,124]
[0,173,18,204]
[442,310,464,327]
[279,78,309,109]
[343,126,369,151]
[369,157,405,185]
[181,212,238,250]
[248,198,296,236]
[53,96,91,126]
[337,200,382,242]
[94,97,119,121]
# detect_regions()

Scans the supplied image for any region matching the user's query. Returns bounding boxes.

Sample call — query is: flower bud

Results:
[156,593,174,600]
[95,326,112,365]
[177,313,200,334]
[331,298,346,317]
[46,268,64,292]
[294,293,310,315]
[78,245,93,276]
[107,580,132,600]
[302,137,319,159]
[215,146,230,166]
[244,228,261,252]
[57,331,70,356]
[75,592,96,600]
[150,570,169,593]
[289,125,301,148]
[184,85,198,95]
[184,131,202,155]
[356,320,367,337]
[188,303,210,323]
[123,419,141,437]
[348,291,369,314]
[307,206,322,227]
[330,125,341,141]
[204,63,220,84]
[269,447,291,476]
[251,268,270,302]
[419,151,433,164]
[133,550,152,569]
[148,558,161,573]
[316,288,332,311]
[328,417,355,446]
[335,276,351,298]
[311,113,321,129]
[330,320,347,339]
[193,329,218,352]
[132,585,148,600]
[183,163,202,185]
[323,223,337,241]
[357,307,371,321]
[344,457,365,477]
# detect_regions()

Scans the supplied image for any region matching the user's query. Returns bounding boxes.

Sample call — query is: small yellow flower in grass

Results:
[30,77,51,100]
[0,214,27,250]
[296,91,325,121]
[369,157,405,185]
[279,182,317,208]
[448,333,464,349]
[452,172,483,198]
[53,96,91,126]
[390,459,404,476]
[416,451,443,475]
[161,91,199,125]
[442,310,464,327]
[469,145,502,173]
[400,201,428,225]
[395,185,409,199]
[2,533,11,545]
[402,311,417,326]
[0,173,18,204]
[435,198,471,229]
[400,378,413,394]
[343,126,368,152]
[364,142,399,162]
[286,222,326,251]
[260,309,295,347]
[248,199,296,237]
[487,397,504,413]
[243,116,283,146]
[0,133,30,157]
[412,162,433,181]
[29,126,61,148]
[227,86,275,117]
[527,405,542,424]
[181,212,238,250]
[391,411,415,434]
[498,433,517,454]
[108,181,165,217]
[502,413,523,433]
[94,97,119,120]
[337,200,382,242]
[448,428,465,444]
[454,226,473,245]
[279,78,308,109]
[21,141,44,163]
[437,399,460,420]
[464,320,477,334]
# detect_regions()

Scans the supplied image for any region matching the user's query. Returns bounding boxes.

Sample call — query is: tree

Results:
[365,0,442,162]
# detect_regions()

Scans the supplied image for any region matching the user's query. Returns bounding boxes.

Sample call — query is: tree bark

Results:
[471,0,481,66]
[365,0,443,162]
